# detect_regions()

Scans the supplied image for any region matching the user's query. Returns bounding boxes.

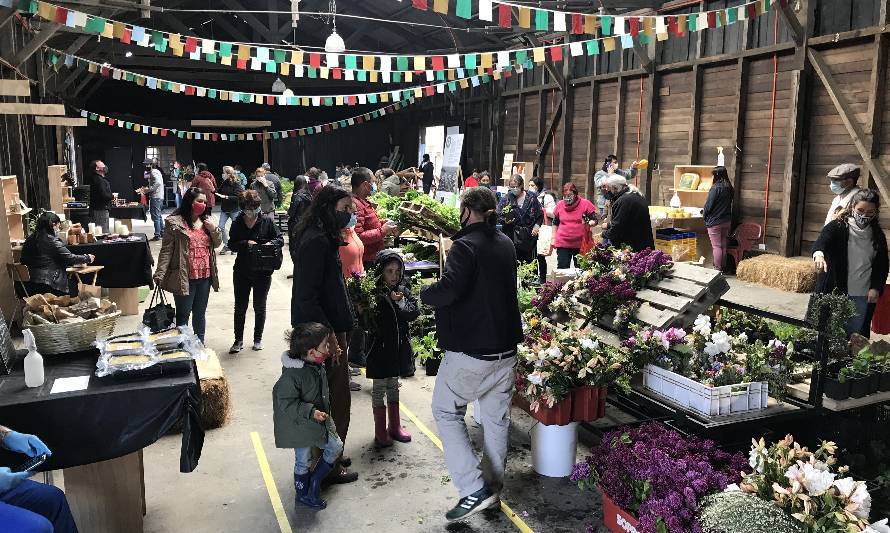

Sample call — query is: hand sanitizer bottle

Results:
[23,329,44,388]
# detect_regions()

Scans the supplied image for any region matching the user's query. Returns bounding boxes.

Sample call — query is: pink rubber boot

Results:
[374,406,393,447]
[387,402,412,443]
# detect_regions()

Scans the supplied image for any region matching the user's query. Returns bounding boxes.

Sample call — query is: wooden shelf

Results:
[673,165,715,209]
[787,379,890,411]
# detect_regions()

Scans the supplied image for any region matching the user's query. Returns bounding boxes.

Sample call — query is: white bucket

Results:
[531,421,578,477]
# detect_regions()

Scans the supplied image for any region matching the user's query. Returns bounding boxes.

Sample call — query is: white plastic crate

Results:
[642,364,768,417]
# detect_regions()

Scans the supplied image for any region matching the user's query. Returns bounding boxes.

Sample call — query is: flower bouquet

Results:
[741,435,885,532]
[571,423,746,533]
[345,272,378,331]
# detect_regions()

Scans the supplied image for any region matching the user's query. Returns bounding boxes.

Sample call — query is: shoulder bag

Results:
[143,286,175,332]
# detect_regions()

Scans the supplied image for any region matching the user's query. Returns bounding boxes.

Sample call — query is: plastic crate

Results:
[642,364,768,417]
[655,228,697,262]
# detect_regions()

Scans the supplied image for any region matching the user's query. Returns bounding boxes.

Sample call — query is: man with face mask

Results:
[600,174,654,252]
[824,164,862,226]
[138,159,165,240]
[87,160,113,233]
[421,187,523,523]
[351,167,397,269]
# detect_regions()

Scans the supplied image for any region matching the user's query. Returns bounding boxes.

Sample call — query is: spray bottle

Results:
[23,329,44,388]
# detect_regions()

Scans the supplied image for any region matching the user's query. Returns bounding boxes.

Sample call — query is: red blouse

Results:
[185,226,212,279]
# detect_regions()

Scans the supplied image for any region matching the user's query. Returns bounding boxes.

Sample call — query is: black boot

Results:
[298,460,334,510]
[294,472,310,503]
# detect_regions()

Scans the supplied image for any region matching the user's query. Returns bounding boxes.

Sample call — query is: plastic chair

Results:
[726,223,763,268]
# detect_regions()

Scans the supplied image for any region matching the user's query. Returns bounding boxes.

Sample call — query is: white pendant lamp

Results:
[324,0,346,54]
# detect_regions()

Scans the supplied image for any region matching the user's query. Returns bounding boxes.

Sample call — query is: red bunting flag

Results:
[332,68,342,79]
[498,4,511,28]
[357,116,365,124]
[431,56,445,70]
[160,129,168,136]
[571,14,583,34]
[184,36,198,53]
[549,46,563,62]
[308,53,321,68]
[54,7,68,24]
[108,118,116,126]
[706,11,716,28]
[668,16,678,35]
[424,85,434,96]
[412,0,427,9]
[347,96,356,105]
[236,59,247,70]
[121,28,131,44]
[184,85,196,95]
[100,66,110,77]
[265,96,275,105]
[628,17,639,36]
[747,4,757,19]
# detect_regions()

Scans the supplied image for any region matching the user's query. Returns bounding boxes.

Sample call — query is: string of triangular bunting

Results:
[23,0,778,84]
[76,98,415,141]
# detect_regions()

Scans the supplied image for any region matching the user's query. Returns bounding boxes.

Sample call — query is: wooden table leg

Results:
[63,451,145,533]
[108,287,140,316]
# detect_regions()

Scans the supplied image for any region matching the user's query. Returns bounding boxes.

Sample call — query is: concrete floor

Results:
[106,216,810,533]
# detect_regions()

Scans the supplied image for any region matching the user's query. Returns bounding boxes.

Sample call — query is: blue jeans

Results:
[293,432,343,475]
[219,210,239,247]
[847,295,877,338]
[173,278,211,342]
[0,479,79,533]
[149,197,164,238]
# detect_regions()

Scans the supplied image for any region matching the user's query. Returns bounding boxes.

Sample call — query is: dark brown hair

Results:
[286,323,331,359]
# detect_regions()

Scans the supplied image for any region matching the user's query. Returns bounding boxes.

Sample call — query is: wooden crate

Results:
[672,165,714,209]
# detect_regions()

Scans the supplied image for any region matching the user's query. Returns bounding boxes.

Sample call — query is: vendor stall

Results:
[108,204,148,230]
[69,235,155,315]
[0,351,203,532]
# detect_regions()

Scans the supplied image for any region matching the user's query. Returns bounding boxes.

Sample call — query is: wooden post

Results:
[864,31,888,188]
[779,70,807,256]
[585,82,600,197]
[730,20,753,224]
[613,76,625,162]
[262,129,270,164]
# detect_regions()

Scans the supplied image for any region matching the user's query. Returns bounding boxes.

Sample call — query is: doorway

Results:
[191,141,264,179]
[419,125,445,177]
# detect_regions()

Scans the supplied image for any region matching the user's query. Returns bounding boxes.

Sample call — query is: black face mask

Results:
[603,190,615,201]
[335,210,352,229]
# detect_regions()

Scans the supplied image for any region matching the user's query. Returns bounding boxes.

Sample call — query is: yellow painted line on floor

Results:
[250,432,294,533]
[397,398,535,533]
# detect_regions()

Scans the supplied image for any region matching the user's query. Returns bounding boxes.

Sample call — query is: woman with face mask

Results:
[291,185,360,486]
[813,189,889,337]
[153,187,222,343]
[497,175,544,264]
[227,190,284,354]
[552,182,598,269]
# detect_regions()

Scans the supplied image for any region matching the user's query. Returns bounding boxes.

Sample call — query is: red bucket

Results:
[601,490,640,533]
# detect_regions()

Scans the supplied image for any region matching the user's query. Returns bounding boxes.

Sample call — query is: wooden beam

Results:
[141,0,151,18]
[585,82,600,192]
[729,19,752,225]
[191,120,272,127]
[0,80,31,96]
[613,77,626,161]
[779,70,806,256]
[209,14,251,43]
[642,73,659,199]
[221,0,273,39]
[35,116,87,126]
[12,23,61,67]
[777,0,805,46]
[0,103,66,115]
[71,75,93,98]
[57,69,84,92]
[688,66,703,164]
[807,48,890,199]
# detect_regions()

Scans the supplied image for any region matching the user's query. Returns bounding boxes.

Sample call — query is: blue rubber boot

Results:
[294,472,310,503]
[298,460,334,510]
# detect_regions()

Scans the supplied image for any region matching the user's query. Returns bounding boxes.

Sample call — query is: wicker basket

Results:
[24,312,120,355]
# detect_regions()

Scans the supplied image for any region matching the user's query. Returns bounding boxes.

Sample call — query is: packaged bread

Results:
[108,354,152,366]
[157,349,192,362]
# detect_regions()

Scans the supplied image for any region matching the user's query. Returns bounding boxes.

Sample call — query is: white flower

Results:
[866,519,890,533]
[580,338,599,351]
[748,448,764,473]
[704,331,732,357]
[851,481,872,519]
[724,483,741,492]
[736,332,748,344]
[767,338,785,350]
[786,461,835,496]
[693,315,712,336]
[834,477,857,497]
[546,347,562,359]
[527,372,544,386]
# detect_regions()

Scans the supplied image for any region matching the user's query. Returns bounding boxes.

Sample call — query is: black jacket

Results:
[87,172,113,211]
[366,251,420,379]
[421,223,523,355]
[229,214,284,275]
[287,189,313,259]
[21,233,91,293]
[813,218,889,296]
[703,182,733,228]
[603,189,655,252]
[218,178,245,213]
[290,224,355,333]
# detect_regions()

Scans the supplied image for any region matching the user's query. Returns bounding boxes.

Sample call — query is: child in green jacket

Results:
[273,323,343,510]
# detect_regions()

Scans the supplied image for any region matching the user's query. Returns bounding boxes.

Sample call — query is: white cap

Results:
[605,174,628,187]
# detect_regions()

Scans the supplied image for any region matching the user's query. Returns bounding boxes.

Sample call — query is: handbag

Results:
[250,242,284,272]
[537,210,554,256]
[143,286,175,332]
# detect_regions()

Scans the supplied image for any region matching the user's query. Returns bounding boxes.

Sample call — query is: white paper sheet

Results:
[50,376,90,394]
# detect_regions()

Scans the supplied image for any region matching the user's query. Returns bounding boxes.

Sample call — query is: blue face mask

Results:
[347,213,357,229]
[830,181,846,195]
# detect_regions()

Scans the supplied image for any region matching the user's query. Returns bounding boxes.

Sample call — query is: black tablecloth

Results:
[109,205,148,222]
[0,352,203,472]
[70,234,154,288]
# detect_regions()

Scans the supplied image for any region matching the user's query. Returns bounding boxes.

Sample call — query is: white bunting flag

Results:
[479,0,493,22]
[554,12,566,32]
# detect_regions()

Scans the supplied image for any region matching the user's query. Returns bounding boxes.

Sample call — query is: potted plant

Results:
[741,435,877,532]
[840,349,873,399]
[571,423,746,533]
[412,332,441,376]
[823,367,851,401]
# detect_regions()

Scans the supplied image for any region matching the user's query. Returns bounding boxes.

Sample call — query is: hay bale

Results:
[736,254,816,293]
[196,349,230,430]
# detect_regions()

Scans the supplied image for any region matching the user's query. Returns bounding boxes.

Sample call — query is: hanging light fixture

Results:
[272,77,287,93]
[324,0,346,54]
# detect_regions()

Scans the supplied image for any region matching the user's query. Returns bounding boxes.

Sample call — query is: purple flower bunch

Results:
[587,276,636,300]
[531,281,564,313]
[627,248,673,287]
[574,423,746,533]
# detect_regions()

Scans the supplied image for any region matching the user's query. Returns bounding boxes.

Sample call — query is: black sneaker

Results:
[229,341,243,354]
[445,486,498,522]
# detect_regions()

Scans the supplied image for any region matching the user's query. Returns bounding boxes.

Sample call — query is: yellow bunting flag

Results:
[413,56,425,71]
[220,91,229,100]
[336,96,344,105]
[280,63,290,76]
[237,45,250,60]
[291,51,303,65]
[369,70,379,83]
[603,37,616,52]
[101,22,114,38]
[414,88,422,98]
[380,92,390,102]
[37,2,54,20]
[405,72,413,82]
[459,78,469,89]
[584,15,597,34]
[362,55,375,71]
[518,8,531,28]
[113,22,126,39]
[481,53,493,68]
[319,67,329,79]
[221,55,232,66]
[301,97,310,106]
[433,0,447,14]
[643,18,654,36]
[87,62,98,73]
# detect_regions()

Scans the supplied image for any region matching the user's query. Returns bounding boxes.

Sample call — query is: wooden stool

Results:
[67,265,104,299]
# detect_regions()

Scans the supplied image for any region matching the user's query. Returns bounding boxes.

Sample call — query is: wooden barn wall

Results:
[496,0,890,257]
[802,43,876,250]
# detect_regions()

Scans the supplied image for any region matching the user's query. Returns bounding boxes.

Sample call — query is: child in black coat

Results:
[366,249,419,447]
